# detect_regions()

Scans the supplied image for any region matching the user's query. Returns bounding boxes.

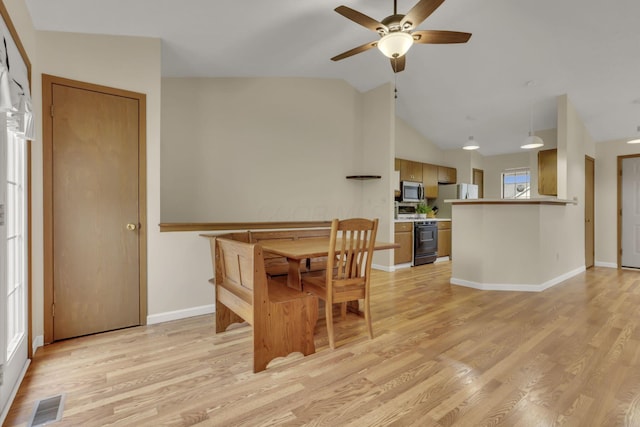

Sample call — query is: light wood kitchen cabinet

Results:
[423,163,438,198]
[394,222,413,264]
[437,166,457,184]
[397,159,423,182]
[538,148,557,196]
[437,220,451,258]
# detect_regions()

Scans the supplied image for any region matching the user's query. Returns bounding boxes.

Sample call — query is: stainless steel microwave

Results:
[401,181,424,202]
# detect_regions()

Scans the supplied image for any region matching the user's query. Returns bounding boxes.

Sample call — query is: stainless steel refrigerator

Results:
[434,183,479,218]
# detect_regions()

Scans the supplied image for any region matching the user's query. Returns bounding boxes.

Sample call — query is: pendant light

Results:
[521,104,544,149]
[521,81,544,149]
[627,126,640,144]
[463,136,479,150]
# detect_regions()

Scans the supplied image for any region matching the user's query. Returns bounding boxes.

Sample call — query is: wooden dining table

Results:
[259,237,399,291]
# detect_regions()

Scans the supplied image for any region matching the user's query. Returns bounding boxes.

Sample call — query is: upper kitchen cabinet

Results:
[397,158,423,182]
[437,166,457,184]
[538,148,557,196]
[423,163,438,198]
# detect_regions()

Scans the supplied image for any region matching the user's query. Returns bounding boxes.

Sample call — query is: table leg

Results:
[286,258,302,290]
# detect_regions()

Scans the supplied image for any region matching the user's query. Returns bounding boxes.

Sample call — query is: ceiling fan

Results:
[331,0,471,73]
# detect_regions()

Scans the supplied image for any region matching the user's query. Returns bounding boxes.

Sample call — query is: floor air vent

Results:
[28,394,65,426]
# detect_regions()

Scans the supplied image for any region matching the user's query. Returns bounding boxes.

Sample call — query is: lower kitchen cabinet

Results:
[394,222,413,264]
[437,220,451,258]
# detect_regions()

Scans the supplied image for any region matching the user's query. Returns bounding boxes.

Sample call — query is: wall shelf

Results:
[346,175,381,180]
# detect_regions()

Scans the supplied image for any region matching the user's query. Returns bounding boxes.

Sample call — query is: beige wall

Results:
[360,83,395,267]
[161,77,396,266]
[395,117,444,164]
[161,77,368,222]
[557,95,593,271]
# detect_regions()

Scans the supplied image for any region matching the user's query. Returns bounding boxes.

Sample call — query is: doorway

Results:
[43,75,147,342]
[585,156,594,269]
[620,155,640,268]
[472,168,484,198]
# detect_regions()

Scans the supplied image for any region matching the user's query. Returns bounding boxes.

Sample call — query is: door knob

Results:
[126,223,137,231]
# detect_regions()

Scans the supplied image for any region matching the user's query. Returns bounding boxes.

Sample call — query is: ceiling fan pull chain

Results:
[394,71,398,99]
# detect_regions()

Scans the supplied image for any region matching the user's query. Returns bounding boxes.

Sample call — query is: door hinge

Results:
[52,303,55,317]
[50,105,54,117]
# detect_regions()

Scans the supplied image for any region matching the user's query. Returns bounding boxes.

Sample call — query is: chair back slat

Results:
[331,219,377,282]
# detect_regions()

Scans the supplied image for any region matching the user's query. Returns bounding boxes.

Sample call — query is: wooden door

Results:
[43,75,146,342]
[621,156,640,268]
[472,168,484,198]
[585,156,594,268]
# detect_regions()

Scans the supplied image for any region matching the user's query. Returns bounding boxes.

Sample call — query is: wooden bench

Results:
[211,237,318,373]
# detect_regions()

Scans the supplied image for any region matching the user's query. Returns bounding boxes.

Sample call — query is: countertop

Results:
[446,197,577,205]
[394,217,451,222]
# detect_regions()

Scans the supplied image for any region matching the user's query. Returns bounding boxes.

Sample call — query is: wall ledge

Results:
[159,221,332,232]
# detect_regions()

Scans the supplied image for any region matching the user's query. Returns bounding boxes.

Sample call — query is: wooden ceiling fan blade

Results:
[412,30,472,44]
[331,41,378,61]
[391,55,406,73]
[335,6,388,33]
[401,0,445,29]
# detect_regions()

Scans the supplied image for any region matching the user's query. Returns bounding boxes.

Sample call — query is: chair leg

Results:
[364,297,373,340]
[326,300,336,349]
[340,302,347,320]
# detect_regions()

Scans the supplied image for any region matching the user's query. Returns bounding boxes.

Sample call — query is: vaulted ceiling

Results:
[24,0,640,155]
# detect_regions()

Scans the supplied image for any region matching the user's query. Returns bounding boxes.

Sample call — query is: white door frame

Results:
[617,154,640,268]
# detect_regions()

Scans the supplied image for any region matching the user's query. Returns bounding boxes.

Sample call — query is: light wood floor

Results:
[6,263,640,426]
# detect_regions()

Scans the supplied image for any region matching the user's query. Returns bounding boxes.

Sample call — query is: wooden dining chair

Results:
[301,217,379,349]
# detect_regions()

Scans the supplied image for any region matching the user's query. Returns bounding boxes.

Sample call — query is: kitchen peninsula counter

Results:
[448,197,582,292]
[447,198,576,206]
[394,217,451,222]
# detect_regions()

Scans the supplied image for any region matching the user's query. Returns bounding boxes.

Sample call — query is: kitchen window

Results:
[502,168,530,199]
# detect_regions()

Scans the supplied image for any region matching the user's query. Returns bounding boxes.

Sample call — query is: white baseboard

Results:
[147,304,215,325]
[595,261,617,268]
[372,263,395,272]
[435,256,450,263]
[0,359,30,426]
[450,266,586,292]
[384,262,412,272]
[32,335,43,355]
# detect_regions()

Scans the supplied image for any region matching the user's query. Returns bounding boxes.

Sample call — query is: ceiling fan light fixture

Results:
[377,31,413,58]
[463,136,479,150]
[627,126,640,144]
[521,132,544,149]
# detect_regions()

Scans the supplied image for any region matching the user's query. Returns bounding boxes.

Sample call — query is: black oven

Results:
[414,221,438,265]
